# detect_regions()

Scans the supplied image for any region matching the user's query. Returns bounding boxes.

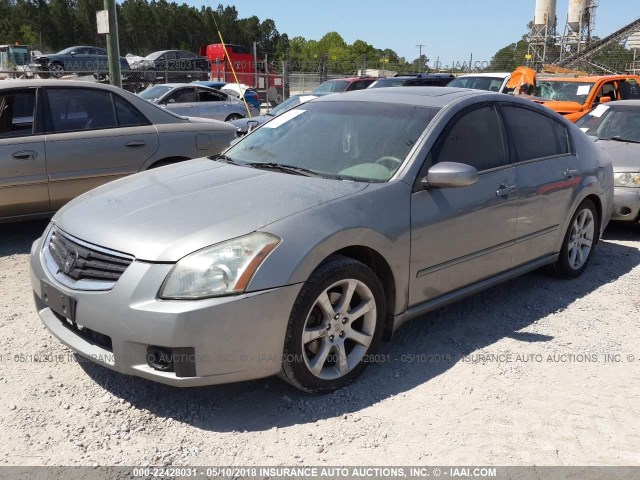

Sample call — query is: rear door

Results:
[500,104,579,265]
[44,87,159,210]
[195,87,229,120]
[409,104,518,305]
[0,87,49,218]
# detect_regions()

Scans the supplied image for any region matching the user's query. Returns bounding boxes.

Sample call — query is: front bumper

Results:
[612,186,640,222]
[30,235,302,387]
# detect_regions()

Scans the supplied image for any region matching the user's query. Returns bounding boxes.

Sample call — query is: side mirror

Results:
[246,120,259,133]
[599,96,612,104]
[422,162,478,189]
[70,51,76,56]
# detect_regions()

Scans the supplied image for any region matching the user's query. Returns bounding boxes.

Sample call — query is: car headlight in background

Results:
[614,172,640,187]
[160,232,281,300]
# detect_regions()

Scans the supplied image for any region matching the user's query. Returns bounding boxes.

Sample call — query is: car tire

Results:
[548,199,599,278]
[225,113,243,122]
[50,62,64,79]
[280,255,386,393]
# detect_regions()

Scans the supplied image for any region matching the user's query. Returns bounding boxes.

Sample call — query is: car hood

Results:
[52,159,368,262]
[532,98,583,114]
[598,139,640,172]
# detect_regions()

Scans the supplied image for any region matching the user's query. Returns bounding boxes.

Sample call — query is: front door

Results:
[409,104,519,305]
[162,87,198,117]
[0,87,49,218]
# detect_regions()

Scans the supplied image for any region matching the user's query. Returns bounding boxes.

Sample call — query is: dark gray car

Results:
[33,46,129,78]
[30,87,613,393]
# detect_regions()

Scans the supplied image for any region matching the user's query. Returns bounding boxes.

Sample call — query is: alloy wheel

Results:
[568,208,595,270]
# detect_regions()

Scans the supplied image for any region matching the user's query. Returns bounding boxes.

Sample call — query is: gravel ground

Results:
[1,220,639,466]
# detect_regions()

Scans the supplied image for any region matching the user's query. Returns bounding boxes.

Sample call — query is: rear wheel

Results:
[280,256,386,393]
[225,113,243,122]
[549,199,598,278]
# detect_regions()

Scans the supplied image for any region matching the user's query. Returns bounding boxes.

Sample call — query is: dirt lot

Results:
[1,220,639,466]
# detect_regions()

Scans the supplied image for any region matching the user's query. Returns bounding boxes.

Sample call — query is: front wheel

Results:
[549,199,598,278]
[280,256,386,393]
[49,63,65,79]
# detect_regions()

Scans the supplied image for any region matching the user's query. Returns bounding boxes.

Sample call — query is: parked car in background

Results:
[576,100,640,225]
[192,81,261,112]
[229,92,332,135]
[130,50,209,82]
[448,73,512,93]
[368,74,455,88]
[313,77,377,93]
[138,83,256,120]
[533,75,640,122]
[32,46,129,78]
[0,80,236,221]
[30,87,612,393]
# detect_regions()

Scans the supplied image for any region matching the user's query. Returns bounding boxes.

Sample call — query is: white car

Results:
[448,73,512,94]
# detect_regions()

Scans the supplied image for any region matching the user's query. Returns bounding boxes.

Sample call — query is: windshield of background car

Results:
[56,47,78,55]
[535,80,595,103]
[368,78,407,88]
[314,80,349,93]
[575,104,640,142]
[225,101,438,182]
[138,85,173,101]
[144,51,164,60]
[448,76,504,92]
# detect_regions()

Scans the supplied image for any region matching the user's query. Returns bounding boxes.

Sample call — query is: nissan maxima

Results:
[30,87,613,393]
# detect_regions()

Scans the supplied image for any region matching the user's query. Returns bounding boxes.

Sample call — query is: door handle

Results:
[564,168,579,178]
[125,141,146,148]
[12,150,38,160]
[496,184,517,198]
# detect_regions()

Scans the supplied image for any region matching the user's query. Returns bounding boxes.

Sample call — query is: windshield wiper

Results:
[245,162,321,177]
[211,154,241,165]
[599,136,640,144]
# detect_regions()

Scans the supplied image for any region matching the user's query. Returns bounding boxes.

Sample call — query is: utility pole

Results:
[103,0,121,87]
[415,44,425,72]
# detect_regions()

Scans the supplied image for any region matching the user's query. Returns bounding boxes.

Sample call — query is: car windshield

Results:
[57,47,80,55]
[448,76,506,92]
[145,51,164,60]
[268,95,316,116]
[138,85,173,102]
[369,78,407,88]
[575,104,640,142]
[224,101,438,182]
[314,80,349,93]
[535,80,595,103]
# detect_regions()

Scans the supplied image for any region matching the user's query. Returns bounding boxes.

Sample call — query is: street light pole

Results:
[415,44,425,72]
[104,0,121,87]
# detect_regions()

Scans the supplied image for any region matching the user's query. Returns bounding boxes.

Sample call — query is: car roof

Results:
[598,100,640,107]
[537,75,640,82]
[315,86,484,108]
[0,79,125,90]
[325,77,377,82]
[457,72,510,79]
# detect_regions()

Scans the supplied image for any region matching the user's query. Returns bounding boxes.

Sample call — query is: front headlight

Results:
[159,232,281,300]
[614,172,640,187]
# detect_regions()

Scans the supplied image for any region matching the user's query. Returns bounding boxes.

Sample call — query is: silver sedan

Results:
[138,83,258,122]
[30,87,613,393]
[0,80,237,222]
[576,100,640,224]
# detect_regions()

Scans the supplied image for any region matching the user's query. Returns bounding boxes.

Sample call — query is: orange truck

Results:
[532,75,640,122]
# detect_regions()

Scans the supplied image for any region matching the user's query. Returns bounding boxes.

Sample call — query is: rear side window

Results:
[0,90,35,138]
[114,95,149,127]
[502,105,570,161]
[165,88,196,104]
[47,88,116,132]
[433,105,506,171]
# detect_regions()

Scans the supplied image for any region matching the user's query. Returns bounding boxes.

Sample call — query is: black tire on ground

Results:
[225,114,243,122]
[280,255,386,394]
[548,198,599,278]
[49,63,65,79]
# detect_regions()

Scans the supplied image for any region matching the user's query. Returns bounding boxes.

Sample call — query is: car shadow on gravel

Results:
[0,220,49,256]
[78,238,640,432]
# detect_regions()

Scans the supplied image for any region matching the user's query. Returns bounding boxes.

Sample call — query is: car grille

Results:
[48,228,133,282]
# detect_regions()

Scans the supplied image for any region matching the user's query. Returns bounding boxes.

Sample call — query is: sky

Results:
[191,0,639,66]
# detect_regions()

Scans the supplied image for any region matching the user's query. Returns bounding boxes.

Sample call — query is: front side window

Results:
[114,95,149,127]
[433,105,506,171]
[225,101,438,182]
[502,105,570,161]
[47,88,116,132]
[0,90,35,138]
[164,88,196,104]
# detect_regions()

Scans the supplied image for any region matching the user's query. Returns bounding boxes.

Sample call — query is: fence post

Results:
[283,52,290,101]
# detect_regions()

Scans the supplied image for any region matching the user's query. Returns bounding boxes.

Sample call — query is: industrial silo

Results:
[534,0,558,29]
[568,0,588,31]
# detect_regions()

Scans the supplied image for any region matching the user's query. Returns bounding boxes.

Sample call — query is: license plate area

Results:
[41,280,76,322]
